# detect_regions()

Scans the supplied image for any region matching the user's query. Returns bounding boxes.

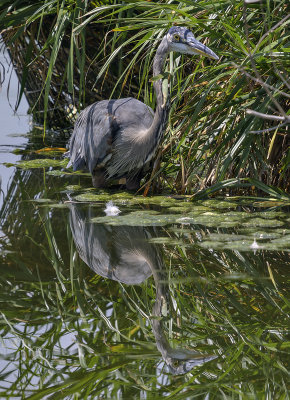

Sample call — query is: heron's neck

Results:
[144,37,170,156]
[153,37,170,109]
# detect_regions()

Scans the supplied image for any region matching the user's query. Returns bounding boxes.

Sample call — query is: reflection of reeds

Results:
[0,126,76,236]
[0,185,289,397]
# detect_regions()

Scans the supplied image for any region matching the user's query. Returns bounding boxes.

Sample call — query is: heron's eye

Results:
[173,34,180,41]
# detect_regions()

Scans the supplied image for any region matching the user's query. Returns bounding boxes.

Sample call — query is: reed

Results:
[0,0,289,196]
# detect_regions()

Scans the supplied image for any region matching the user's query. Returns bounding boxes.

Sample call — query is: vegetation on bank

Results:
[0,0,289,197]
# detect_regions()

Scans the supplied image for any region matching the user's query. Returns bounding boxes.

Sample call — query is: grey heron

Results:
[68,27,218,190]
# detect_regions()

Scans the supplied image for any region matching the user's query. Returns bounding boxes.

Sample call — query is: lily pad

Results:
[166,204,208,213]
[74,192,134,203]
[129,196,183,207]
[128,210,161,216]
[199,199,238,209]
[206,233,254,242]
[199,239,261,251]
[65,185,83,191]
[253,200,290,208]
[242,218,284,228]
[269,235,290,248]
[239,227,290,236]
[17,158,67,169]
[73,193,187,207]
[46,170,90,177]
[256,211,285,218]
[183,213,241,228]
[149,237,188,246]
[91,212,178,227]
[176,217,196,225]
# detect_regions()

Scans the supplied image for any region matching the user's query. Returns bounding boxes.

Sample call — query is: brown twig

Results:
[246,109,290,122]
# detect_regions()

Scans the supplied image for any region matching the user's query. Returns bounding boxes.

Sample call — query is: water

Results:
[0,50,289,399]
[0,46,29,211]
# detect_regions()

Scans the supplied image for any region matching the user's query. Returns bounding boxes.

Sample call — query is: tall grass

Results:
[0,0,289,196]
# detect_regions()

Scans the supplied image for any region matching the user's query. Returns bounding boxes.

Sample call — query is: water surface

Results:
[0,155,289,398]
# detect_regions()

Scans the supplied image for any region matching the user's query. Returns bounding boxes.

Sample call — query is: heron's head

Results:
[167,26,219,60]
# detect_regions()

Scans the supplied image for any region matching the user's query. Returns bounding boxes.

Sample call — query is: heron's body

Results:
[69,98,160,188]
[68,27,218,189]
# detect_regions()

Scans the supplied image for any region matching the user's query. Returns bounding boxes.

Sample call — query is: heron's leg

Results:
[126,171,143,191]
[92,168,107,188]
[126,178,140,191]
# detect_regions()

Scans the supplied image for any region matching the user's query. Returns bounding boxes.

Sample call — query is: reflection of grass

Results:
[0,193,289,398]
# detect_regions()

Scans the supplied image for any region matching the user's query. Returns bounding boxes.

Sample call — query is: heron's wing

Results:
[69,101,114,173]
[69,98,154,174]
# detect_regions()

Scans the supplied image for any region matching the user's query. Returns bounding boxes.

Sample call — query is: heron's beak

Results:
[187,38,219,60]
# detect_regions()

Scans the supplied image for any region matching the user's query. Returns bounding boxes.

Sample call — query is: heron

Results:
[68,26,218,190]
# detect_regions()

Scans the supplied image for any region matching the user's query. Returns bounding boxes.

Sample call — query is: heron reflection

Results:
[69,202,216,374]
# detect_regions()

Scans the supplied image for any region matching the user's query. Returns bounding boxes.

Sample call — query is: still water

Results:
[0,46,29,211]
[0,51,289,399]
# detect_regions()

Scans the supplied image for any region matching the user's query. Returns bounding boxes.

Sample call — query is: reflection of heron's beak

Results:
[188,38,219,60]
